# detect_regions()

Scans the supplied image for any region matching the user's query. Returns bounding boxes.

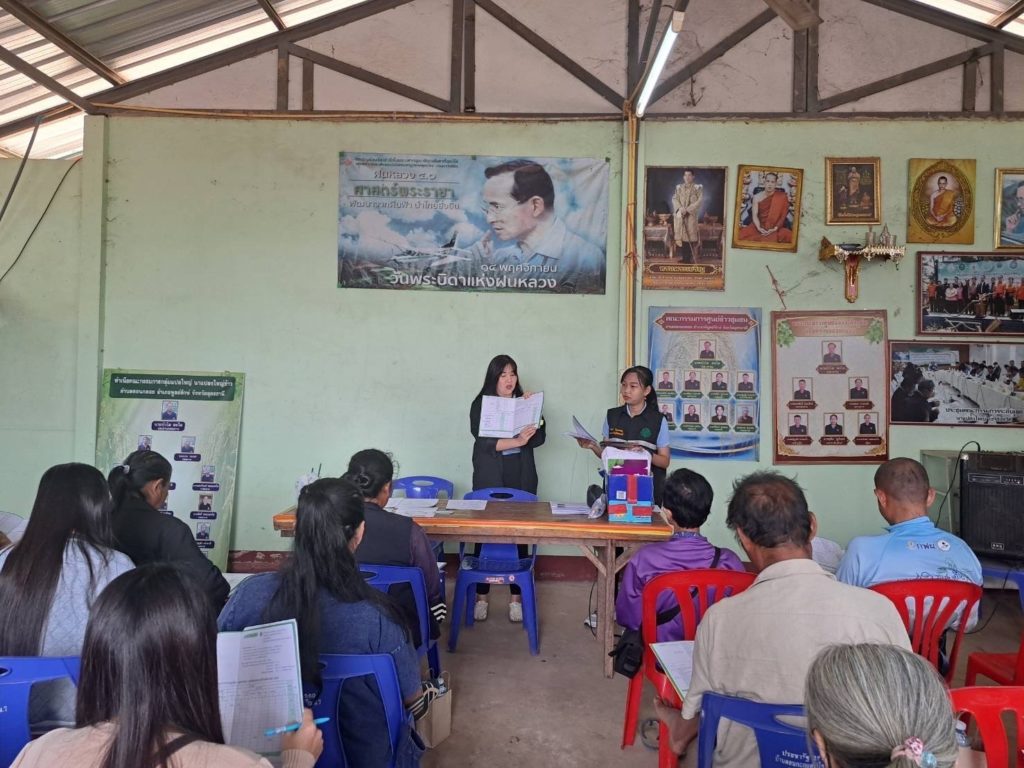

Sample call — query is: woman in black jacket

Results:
[107,450,229,609]
[468,354,545,622]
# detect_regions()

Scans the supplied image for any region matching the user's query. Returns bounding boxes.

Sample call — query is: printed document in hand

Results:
[218,619,304,756]
[650,641,695,700]
[478,392,544,438]
[562,415,599,443]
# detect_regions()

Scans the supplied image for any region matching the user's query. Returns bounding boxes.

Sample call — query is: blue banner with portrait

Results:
[337,152,609,294]
[648,306,762,461]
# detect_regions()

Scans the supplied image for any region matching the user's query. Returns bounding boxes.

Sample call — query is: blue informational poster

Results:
[338,152,609,294]
[648,306,761,461]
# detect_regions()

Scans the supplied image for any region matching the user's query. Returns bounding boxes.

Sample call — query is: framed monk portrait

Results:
[825,158,881,225]
[732,165,803,253]
[907,158,976,245]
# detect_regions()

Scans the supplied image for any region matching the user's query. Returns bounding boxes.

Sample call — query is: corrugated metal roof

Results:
[0,0,1023,157]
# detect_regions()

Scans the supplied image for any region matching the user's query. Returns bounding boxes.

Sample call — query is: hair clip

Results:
[890,738,936,767]
[120,463,131,474]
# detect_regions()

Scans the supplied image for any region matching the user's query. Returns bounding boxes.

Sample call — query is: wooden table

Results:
[273,501,672,677]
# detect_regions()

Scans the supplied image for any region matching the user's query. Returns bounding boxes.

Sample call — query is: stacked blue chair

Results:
[448,488,539,655]
[391,475,454,591]
[392,476,454,500]
[0,656,81,767]
[361,563,441,677]
[697,692,823,768]
[313,653,414,768]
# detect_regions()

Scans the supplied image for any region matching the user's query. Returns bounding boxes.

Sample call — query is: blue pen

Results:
[264,717,330,737]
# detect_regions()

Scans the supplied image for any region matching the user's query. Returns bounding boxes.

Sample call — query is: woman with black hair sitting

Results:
[107,450,229,610]
[0,463,134,730]
[218,478,426,768]
[10,564,322,767]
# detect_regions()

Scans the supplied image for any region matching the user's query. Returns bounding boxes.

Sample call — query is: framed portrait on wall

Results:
[889,340,1024,427]
[906,158,976,245]
[917,252,1024,336]
[994,168,1024,249]
[642,166,728,290]
[732,165,803,253]
[771,309,888,464]
[825,157,880,225]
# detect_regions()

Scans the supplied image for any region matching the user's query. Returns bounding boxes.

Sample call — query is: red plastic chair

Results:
[621,568,756,768]
[869,578,982,683]
[950,686,1024,768]
[965,629,1024,687]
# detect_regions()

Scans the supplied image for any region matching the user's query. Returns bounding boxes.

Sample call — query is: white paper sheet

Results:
[478,393,544,438]
[650,641,695,700]
[562,414,599,443]
[442,499,488,511]
[217,619,304,756]
[384,497,438,517]
[550,502,591,516]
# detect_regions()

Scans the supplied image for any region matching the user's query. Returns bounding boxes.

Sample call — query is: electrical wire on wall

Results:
[0,118,81,289]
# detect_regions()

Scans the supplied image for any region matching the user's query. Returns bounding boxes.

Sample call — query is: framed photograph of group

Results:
[889,340,1024,427]
[642,166,728,291]
[917,252,1024,336]
[995,168,1024,249]
[825,157,881,225]
[771,310,888,464]
[732,165,803,252]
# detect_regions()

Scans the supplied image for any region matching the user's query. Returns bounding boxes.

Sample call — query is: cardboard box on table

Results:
[602,448,654,524]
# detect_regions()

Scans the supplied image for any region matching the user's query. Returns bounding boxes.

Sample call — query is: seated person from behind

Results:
[837,457,982,626]
[653,471,910,763]
[805,643,958,768]
[910,380,940,423]
[615,469,744,642]
[218,478,427,768]
[343,448,446,645]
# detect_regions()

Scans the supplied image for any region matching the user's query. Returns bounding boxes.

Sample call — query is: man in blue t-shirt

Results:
[837,457,982,625]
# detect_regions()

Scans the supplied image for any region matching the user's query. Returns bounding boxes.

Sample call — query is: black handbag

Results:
[609,547,722,678]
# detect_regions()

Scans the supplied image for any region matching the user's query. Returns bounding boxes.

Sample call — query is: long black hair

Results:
[343,449,395,500]
[474,354,524,401]
[0,463,115,655]
[621,365,658,409]
[76,564,223,768]
[106,450,172,511]
[264,477,406,683]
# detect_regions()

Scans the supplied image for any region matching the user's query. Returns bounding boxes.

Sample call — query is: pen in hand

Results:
[265,717,330,737]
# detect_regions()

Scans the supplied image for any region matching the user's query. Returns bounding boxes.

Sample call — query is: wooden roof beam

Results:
[0,0,124,85]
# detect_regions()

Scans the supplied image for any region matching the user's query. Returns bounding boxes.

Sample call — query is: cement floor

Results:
[421,580,1024,768]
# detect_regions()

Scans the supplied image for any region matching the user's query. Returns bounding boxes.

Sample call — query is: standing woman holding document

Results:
[469,354,546,622]
[576,366,670,505]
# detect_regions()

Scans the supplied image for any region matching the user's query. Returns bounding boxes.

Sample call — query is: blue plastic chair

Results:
[312,653,412,768]
[392,476,454,500]
[0,656,81,767]
[361,563,441,677]
[448,488,539,655]
[697,692,822,768]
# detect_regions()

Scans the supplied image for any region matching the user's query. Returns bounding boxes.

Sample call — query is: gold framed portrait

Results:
[825,157,881,225]
[907,158,975,244]
[994,168,1024,250]
[732,165,803,253]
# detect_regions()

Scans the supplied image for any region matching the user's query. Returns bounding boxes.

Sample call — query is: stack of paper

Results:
[384,498,438,517]
[442,499,488,512]
[550,502,591,516]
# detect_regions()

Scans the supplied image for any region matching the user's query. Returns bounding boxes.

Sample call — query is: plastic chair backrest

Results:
[0,656,81,767]
[360,564,430,655]
[697,692,822,768]
[950,685,1024,768]
[314,653,409,768]
[463,487,537,502]
[392,476,454,500]
[641,569,756,644]
[869,578,982,682]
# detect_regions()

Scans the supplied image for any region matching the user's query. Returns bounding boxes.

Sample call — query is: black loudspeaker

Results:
[960,452,1024,559]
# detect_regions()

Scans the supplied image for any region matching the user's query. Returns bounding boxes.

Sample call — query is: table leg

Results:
[601,541,616,678]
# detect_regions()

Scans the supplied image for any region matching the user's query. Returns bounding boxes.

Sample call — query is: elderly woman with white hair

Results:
[804,643,958,768]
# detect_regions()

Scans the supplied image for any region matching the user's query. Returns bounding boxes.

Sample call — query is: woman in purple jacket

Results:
[615,468,744,642]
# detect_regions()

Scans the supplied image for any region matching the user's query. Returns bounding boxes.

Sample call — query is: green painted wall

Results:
[5,116,1022,556]
[640,119,1023,548]
[0,160,84,516]
[98,117,624,552]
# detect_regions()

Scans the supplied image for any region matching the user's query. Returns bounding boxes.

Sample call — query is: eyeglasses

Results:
[480,199,528,216]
